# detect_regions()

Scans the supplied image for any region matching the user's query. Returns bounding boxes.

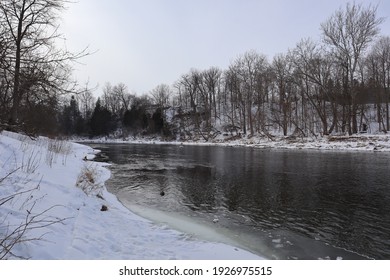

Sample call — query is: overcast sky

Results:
[60,0,390,95]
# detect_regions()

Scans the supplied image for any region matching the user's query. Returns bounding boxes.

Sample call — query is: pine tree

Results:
[90,98,115,136]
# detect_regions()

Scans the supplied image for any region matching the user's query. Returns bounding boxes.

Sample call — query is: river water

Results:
[88,143,390,260]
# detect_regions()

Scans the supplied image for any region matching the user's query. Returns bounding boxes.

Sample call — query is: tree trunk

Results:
[10,7,24,124]
[341,104,346,133]
[377,103,382,132]
[242,103,246,135]
[386,96,389,132]
[352,103,358,134]
[248,101,253,136]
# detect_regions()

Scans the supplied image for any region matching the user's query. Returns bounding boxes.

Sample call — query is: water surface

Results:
[90,143,390,259]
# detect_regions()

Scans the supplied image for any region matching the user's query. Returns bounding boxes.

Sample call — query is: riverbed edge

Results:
[74,133,390,152]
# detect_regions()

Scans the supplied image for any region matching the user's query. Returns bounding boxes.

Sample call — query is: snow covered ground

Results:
[0,131,261,260]
[77,132,390,152]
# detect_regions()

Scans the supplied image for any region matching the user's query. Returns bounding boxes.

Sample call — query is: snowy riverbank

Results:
[0,131,261,259]
[76,133,390,152]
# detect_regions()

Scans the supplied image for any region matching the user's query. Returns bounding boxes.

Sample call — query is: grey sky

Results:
[60,0,390,95]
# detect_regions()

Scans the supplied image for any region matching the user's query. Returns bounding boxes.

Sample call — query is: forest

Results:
[1,1,389,141]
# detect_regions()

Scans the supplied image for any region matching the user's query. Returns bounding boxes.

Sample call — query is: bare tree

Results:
[292,38,337,135]
[150,84,171,109]
[114,83,134,114]
[225,63,246,134]
[0,29,9,71]
[101,82,134,118]
[321,2,384,134]
[179,69,201,114]
[0,14,12,125]
[176,69,202,136]
[0,0,88,126]
[203,67,222,124]
[174,69,224,139]
[101,83,114,111]
[228,51,270,136]
[191,67,223,140]
[271,53,295,136]
[76,87,96,119]
[369,36,390,131]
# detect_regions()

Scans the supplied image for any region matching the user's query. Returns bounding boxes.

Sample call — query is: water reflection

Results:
[91,143,390,259]
[177,165,217,211]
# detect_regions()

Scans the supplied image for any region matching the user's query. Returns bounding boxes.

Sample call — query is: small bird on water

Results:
[160,191,165,196]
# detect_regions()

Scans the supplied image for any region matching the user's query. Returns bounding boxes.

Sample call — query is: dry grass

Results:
[76,165,103,196]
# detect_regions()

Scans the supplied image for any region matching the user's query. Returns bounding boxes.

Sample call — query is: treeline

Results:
[58,83,168,138]
[1,2,389,139]
[168,2,390,139]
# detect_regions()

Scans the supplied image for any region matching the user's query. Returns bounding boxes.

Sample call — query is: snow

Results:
[0,131,261,260]
[76,132,390,153]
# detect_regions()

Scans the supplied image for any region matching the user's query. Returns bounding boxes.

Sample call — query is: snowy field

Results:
[0,131,261,260]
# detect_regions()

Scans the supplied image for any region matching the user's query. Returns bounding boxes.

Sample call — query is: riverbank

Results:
[75,133,390,152]
[0,131,261,259]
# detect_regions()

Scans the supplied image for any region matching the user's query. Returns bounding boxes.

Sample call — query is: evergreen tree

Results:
[152,108,164,134]
[123,101,149,132]
[60,96,83,135]
[90,98,115,136]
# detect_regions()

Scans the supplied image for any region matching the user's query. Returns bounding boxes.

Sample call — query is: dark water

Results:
[89,143,390,260]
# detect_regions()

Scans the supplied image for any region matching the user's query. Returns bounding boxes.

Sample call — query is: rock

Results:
[101,205,108,211]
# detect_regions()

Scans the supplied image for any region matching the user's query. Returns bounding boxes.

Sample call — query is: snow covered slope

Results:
[0,131,261,260]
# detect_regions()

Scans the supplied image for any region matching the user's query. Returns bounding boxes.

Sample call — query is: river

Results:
[88,143,390,260]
